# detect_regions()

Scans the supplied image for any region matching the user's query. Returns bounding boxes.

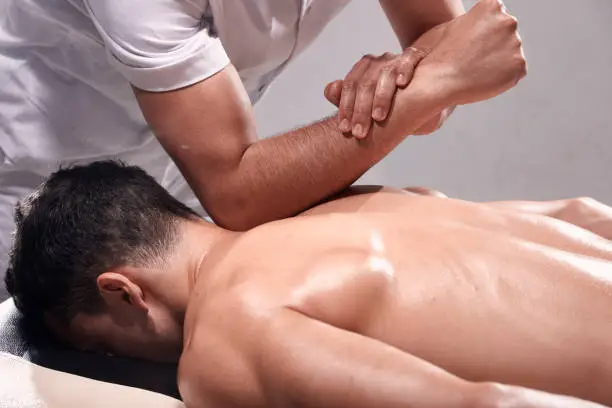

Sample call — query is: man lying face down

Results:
[5,161,612,408]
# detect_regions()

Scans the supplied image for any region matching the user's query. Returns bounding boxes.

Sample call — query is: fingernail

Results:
[339,119,350,132]
[352,124,363,138]
[373,108,385,121]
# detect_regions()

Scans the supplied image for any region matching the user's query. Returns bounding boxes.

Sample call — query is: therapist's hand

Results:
[324,47,427,139]
[325,21,455,138]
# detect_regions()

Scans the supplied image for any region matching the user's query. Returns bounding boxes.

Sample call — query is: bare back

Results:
[182,193,612,405]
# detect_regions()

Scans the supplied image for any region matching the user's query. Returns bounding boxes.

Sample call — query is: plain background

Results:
[254,0,612,204]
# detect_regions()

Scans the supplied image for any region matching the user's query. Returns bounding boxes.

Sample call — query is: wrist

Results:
[410,62,459,109]
[380,66,453,140]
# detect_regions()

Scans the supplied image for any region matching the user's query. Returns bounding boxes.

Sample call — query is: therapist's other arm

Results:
[332,0,465,138]
[327,0,466,138]
[327,0,466,136]
[135,0,525,231]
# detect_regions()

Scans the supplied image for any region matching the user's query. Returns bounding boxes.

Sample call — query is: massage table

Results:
[0,299,182,406]
[0,352,184,408]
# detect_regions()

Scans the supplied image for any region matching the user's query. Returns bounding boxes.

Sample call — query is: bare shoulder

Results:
[177,272,316,408]
[176,222,397,406]
[178,291,269,408]
[301,187,457,218]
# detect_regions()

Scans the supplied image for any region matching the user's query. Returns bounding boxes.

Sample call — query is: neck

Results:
[147,220,233,321]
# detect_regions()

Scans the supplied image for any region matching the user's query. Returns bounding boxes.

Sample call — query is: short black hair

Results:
[5,160,199,325]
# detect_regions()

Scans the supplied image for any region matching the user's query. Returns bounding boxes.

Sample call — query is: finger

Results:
[396,48,424,87]
[324,80,343,107]
[372,65,398,122]
[338,57,372,133]
[351,75,377,139]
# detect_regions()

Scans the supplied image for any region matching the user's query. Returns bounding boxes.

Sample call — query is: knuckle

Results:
[513,65,526,83]
[350,56,370,72]
[516,56,528,75]
[514,33,523,46]
[578,197,598,206]
[345,70,359,82]
[381,63,397,75]
[382,52,395,60]
[358,79,377,92]
[342,79,357,93]
[350,60,363,72]
[486,0,503,11]
[570,197,598,213]
[405,46,426,61]
[399,59,416,72]
[506,15,519,30]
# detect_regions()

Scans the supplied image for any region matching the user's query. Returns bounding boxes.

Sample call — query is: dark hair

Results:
[5,161,199,325]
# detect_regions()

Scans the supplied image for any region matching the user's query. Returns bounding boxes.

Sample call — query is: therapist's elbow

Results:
[211,210,262,232]
[204,190,267,232]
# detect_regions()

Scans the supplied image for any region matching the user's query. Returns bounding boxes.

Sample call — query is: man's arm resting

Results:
[136,64,446,230]
[259,308,478,408]
[180,307,479,408]
[200,308,594,408]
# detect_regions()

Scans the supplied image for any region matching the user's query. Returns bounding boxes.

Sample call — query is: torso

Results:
[182,193,612,404]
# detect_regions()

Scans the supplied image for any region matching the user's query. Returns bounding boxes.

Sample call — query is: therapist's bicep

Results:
[134,65,259,213]
[84,0,247,218]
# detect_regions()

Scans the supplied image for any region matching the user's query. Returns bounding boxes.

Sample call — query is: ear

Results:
[97,271,148,313]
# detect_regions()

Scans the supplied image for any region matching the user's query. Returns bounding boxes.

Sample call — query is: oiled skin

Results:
[179,191,612,407]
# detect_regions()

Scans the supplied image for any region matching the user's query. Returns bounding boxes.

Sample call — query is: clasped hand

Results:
[325,0,527,139]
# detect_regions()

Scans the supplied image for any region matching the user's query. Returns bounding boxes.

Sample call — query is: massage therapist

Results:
[0,0,488,299]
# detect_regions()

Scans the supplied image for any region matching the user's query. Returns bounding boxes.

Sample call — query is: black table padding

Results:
[0,299,180,399]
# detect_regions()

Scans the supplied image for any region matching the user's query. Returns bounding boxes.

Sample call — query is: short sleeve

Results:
[83,0,230,92]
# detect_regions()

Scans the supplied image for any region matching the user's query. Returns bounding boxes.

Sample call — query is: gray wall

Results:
[254,0,612,204]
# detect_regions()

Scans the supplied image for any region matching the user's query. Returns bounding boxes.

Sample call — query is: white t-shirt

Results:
[0,0,351,296]
[0,0,351,195]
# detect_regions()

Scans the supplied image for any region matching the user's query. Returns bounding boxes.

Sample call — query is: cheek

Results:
[104,325,153,358]
[72,310,182,361]
[70,315,142,358]
[108,321,181,361]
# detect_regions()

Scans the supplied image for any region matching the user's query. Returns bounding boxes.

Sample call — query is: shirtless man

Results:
[5,159,612,408]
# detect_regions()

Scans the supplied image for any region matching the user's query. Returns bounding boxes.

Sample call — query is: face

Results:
[50,307,184,363]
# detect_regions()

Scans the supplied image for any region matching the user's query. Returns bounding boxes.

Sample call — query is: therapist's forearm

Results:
[210,72,445,230]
